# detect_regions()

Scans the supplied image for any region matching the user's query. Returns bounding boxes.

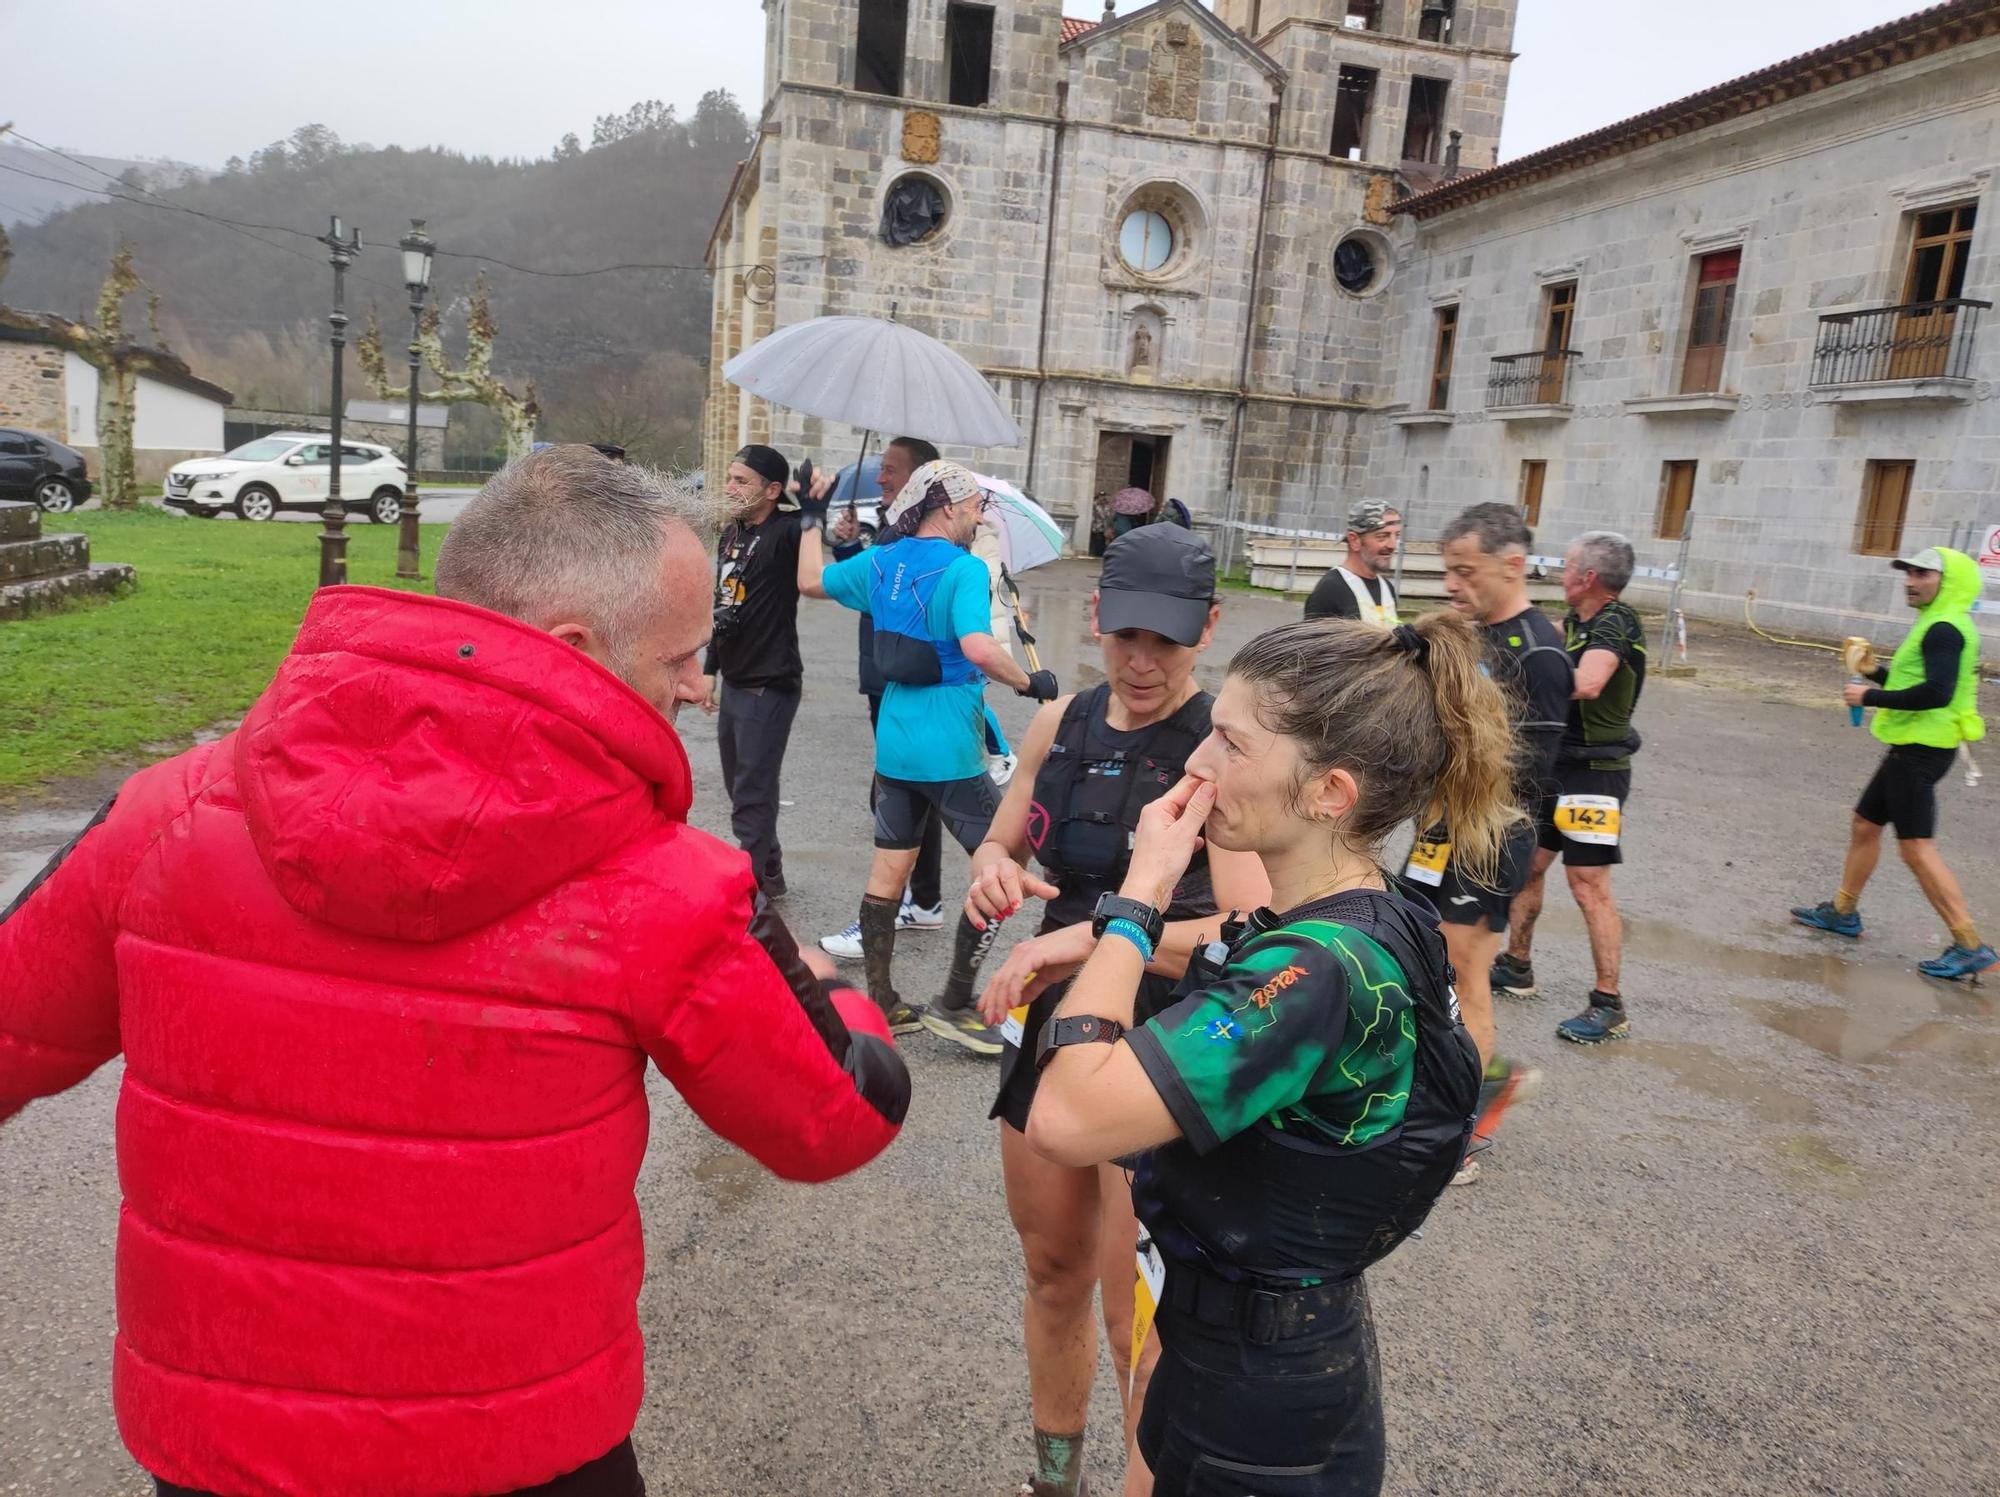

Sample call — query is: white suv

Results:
[165,433,407,523]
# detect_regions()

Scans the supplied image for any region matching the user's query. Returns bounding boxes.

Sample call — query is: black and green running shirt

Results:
[1125,887,1481,1283]
[1562,600,1647,769]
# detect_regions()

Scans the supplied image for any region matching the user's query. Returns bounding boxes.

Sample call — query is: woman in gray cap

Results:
[960,525,1270,1497]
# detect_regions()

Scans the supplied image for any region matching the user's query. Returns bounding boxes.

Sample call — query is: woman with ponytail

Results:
[1025,612,1517,1496]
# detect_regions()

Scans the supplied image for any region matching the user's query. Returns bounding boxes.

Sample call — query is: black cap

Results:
[733,443,790,489]
[1098,525,1217,645]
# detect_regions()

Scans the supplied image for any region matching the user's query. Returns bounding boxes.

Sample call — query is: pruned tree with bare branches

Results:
[358,274,539,461]
[0,242,179,508]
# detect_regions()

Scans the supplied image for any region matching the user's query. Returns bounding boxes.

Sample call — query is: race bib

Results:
[1405,832,1451,886]
[1132,1234,1167,1388]
[1554,794,1621,846]
[1000,1004,1030,1050]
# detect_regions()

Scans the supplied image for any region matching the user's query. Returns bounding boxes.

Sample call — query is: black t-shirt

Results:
[1484,606,1573,808]
[706,510,805,690]
[1303,566,1392,622]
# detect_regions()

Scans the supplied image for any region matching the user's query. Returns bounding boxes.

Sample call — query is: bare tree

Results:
[358,274,540,460]
[0,242,179,508]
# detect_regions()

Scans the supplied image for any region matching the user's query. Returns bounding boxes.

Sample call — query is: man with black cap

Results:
[702,443,808,898]
[1304,500,1402,628]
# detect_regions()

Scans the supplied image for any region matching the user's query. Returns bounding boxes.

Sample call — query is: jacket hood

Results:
[1924,547,1985,620]
[237,587,693,943]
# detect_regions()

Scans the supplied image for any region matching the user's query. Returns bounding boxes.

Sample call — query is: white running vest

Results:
[1336,566,1398,629]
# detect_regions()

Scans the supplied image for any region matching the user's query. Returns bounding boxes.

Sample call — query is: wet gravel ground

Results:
[2,561,1996,1496]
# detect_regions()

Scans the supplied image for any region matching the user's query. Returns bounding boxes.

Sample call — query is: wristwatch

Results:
[1091,892,1165,948]
[1035,1014,1127,1070]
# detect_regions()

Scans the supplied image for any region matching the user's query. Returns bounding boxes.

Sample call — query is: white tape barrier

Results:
[1527,554,1683,582]
[1218,522,1686,583]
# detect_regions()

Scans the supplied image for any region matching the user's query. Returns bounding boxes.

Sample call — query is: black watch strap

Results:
[1092,893,1165,946]
[1035,1014,1127,1070]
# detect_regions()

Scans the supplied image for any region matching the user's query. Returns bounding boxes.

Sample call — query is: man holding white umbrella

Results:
[800,461,1059,1045]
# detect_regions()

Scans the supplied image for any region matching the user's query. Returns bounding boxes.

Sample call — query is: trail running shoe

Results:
[820,900,944,959]
[920,1002,1006,1056]
[1790,901,1862,939]
[1471,1057,1541,1145]
[1448,1156,1482,1187]
[1918,942,1999,982]
[883,1001,927,1036]
[1490,952,1538,999]
[1557,1000,1630,1044]
[988,751,1019,787]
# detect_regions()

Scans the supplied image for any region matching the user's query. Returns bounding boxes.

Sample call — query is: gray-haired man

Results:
[1303,500,1401,627]
[1492,530,1648,1045]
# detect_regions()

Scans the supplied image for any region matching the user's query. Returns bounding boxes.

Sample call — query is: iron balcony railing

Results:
[1811,299,1990,387]
[1485,348,1577,409]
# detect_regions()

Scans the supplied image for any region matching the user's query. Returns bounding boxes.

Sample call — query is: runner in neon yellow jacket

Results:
[1792,546,1994,980]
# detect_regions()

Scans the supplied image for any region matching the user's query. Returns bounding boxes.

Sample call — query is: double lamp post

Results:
[315,216,437,589]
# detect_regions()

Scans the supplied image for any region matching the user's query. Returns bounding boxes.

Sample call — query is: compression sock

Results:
[1833,890,1860,917]
[859,895,902,1014]
[1950,923,1982,951]
[936,912,1000,1013]
[1589,989,1623,1009]
[1030,1426,1086,1497]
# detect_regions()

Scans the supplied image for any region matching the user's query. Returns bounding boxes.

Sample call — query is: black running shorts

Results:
[1413,819,1538,932]
[1535,765,1631,868]
[872,772,999,854]
[1854,744,1956,840]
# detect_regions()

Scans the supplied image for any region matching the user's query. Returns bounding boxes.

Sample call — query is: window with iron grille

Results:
[1856,460,1914,558]
[1430,305,1458,410]
[1680,248,1739,394]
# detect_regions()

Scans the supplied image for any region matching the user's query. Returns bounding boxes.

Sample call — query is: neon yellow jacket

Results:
[1872,547,1987,749]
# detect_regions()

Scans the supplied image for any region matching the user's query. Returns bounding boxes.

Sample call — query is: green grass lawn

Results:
[0,509,435,797]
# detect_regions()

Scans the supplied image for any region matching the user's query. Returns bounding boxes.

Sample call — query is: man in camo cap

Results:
[1303,499,1402,628]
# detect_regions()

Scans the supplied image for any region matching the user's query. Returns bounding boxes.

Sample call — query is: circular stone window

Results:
[1333,235,1379,294]
[1119,210,1175,275]
[881,173,948,247]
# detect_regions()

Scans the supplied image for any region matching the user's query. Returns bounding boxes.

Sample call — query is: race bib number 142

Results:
[1555,794,1621,846]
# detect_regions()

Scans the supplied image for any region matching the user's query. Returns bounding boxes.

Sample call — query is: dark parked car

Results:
[0,428,93,514]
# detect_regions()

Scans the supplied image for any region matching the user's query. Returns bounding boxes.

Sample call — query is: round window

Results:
[881,174,948,247]
[1333,236,1378,294]
[1119,210,1175,275]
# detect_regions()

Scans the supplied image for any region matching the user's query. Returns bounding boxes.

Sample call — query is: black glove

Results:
[793,460,831,524]
[1019,670,1059,702]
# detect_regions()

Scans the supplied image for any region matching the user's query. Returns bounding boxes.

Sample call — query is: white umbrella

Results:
[723,315,1021,449]
[972,474,1065,574]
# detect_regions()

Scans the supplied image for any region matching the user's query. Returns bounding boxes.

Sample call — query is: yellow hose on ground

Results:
[1743,590,1843,654]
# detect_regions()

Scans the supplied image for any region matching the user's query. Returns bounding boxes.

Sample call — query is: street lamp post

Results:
[396,220,435,580]
[317,215,363,589]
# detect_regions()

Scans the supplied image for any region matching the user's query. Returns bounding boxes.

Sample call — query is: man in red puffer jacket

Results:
[0,446,910,1497]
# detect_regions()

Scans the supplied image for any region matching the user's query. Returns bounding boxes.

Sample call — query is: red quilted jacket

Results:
[0,586,909,1497]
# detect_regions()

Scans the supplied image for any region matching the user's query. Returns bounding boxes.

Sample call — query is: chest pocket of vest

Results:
[1047,750,1180,881]
[874,630,944,686]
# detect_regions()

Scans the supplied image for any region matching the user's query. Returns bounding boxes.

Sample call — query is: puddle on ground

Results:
[691,1150,761,1213]
[1604,1040,1820,1126]
[1772,1134,1868,1199]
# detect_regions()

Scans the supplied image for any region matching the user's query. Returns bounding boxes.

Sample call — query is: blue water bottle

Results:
[1848,677,1865,728]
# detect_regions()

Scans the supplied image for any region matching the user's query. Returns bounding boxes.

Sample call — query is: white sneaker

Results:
[819,920,864,961]
[899,899,944,931]
[987,751,1018,787]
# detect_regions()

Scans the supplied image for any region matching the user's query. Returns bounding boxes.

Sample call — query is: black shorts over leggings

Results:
[1855,744,1956,840]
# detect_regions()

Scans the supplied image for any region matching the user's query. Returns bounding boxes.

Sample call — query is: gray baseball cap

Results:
[1890,546,1944,574]
[1348,499,1400,535]
[1098,525,1217,645]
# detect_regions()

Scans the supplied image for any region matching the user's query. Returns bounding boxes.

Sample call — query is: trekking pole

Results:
[1001,568,1043,674]
[1659,513,1695,661]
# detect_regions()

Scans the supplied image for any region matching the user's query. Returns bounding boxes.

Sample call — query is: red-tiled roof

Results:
[1397,0,2000,219]
[1061,16,1099,44]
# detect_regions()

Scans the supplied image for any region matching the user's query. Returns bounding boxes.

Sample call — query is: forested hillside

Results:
[0,94,751,466]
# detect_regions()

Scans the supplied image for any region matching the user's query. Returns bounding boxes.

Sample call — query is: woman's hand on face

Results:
[965,857,1060,931]
[1123,775,1217,912]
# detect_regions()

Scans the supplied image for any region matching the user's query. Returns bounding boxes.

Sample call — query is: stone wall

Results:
[0,344,69,439]
[1372,38,2000,645]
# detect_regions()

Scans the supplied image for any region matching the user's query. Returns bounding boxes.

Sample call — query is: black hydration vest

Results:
[1132,885,1482,1284]
[1029,684,1213,928]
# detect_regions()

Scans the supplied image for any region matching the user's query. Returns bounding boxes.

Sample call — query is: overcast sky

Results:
[2,0,1925,170]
